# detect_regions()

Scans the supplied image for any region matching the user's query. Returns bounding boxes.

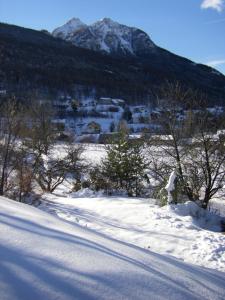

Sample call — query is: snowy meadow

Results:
[37,142,225,273]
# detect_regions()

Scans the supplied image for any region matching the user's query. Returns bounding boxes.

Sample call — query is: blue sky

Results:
[0,0,225,74]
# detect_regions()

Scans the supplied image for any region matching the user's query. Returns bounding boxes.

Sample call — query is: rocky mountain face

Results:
[52,18,156,56]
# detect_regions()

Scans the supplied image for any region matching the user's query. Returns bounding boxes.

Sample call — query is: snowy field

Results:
[1,197,225,300]
[1,142,225,299]
[40,191,225,273]
[42,143,225,273]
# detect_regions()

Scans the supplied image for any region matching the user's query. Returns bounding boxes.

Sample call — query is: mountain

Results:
[52,17,156,56]
[0,21,225,106]
[52,18,87,39]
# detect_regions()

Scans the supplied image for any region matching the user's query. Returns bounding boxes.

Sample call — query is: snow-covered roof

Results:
[112,98,125,103]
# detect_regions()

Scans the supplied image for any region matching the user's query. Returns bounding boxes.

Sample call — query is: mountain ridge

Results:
[52,17,156,56]
[0,21,225,105]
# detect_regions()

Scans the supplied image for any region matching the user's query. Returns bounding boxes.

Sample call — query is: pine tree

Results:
[102,132,148,196]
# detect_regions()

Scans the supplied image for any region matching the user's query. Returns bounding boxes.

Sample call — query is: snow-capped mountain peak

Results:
[94,17,122,29]
[52,17,87,39]
[67,17,86,27]
[52,17,156,56]
[99,17,117,24]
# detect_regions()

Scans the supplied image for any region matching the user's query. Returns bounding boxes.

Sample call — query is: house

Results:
[133,106,148,113]
[53,100,70,111]
[82,121,101,134]
[131,105,150,123]
[97,97,114,105]
[79,100,96,107]
[112,99,125,107]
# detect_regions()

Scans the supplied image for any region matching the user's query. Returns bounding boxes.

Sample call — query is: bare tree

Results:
[183,112,225,209]
[24,102,56,156]
[11,145,33,202]
[0,98,23,195]
[34,144,84,193]
[148,82,225,209]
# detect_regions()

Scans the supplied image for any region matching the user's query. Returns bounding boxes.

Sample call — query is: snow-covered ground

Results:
[48,144,225,274]
[1,197,225,300]
[81,143,106,164]
[1,142,224,299]
[40,190,225,273]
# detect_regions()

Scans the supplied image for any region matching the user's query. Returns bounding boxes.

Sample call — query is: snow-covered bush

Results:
[165,170,177,204]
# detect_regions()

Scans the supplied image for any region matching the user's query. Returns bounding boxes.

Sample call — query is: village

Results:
[50,95,224,142]
[1,87,224,143]
[51,95,154,142]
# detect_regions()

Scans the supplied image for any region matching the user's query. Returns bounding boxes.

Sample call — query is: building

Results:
[82,121,101,134]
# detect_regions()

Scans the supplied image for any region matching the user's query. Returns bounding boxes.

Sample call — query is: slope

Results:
[0,196,225,300]
[40,194,225,272]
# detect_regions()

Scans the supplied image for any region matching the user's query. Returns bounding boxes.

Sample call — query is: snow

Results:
[91,18,135,54]
[165,170,177,204]
[52,17,155,55]
[1,197,225,300]
[99,40,110,53]
[40,192,225,273]
[52,18,87,38]
[112,98,125,105]
[81,144,106,164]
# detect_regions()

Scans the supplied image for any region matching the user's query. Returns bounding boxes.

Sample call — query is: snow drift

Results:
[0,197,225,300]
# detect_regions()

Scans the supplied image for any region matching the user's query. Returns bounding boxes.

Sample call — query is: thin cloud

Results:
[206,59,225,67]
[201,0,224,12]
